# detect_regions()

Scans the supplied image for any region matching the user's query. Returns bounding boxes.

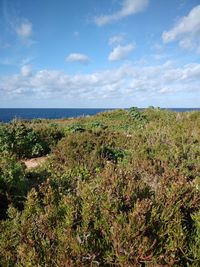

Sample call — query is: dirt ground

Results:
[22,156,47,169]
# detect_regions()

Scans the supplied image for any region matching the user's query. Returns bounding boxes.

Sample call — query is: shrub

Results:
[0,109,200,266]
[50,130,127,174]
[0,121,45,158]
[0,154,26,219]
[129,107,148,127]
[35,123,65,152]
[0,121,65,159]
[67,123,85,133]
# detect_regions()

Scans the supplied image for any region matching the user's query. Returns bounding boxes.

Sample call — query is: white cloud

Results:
[21,65,32,77]
[162,5,200,52]
[16,21,32,38]
[94,0,149,26]
[109,34,124,46]
[108,43,135,61]
[1,61,200,102]
[66,53,90,64]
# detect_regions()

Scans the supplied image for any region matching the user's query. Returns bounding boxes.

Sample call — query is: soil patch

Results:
[22,156,47,169]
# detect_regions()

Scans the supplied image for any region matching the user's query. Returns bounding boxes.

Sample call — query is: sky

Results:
[0,0,200,108]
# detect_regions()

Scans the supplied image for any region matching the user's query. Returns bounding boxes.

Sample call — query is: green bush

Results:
[34,123,65,151]
[129,107,148,127]
[0,154,26,219]
[0,109,200,266]
[50,130,127,174]
[0,121,65,159]
[66,123,86,133]
[0,121,45,158]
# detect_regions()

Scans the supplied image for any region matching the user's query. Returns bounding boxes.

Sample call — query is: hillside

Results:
[0,107,200,266]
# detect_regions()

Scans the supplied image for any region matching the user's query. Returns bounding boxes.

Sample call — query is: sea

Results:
[0,108,199,123]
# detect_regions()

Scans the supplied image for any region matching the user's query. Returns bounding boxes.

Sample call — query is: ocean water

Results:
[0,108,112,123]
[0,108,199,123]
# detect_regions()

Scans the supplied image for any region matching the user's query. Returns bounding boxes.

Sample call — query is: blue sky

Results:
[0,0,200,108]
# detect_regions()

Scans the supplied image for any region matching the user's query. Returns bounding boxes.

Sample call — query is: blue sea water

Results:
[0,108,112,123]
[0,108,199,123]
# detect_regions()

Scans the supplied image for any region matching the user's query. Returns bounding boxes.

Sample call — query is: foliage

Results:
[0,121,45,158]
[0,153,26,219]
[129,107,148,127]
[66,123,86,133]
[50,130,127,174]
[0,109,200,266]
[34,123,65,151]
[0,120,64,159]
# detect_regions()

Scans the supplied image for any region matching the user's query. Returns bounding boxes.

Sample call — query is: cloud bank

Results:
[1,61,200,103]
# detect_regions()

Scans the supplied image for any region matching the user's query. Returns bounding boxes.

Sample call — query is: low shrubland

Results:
[0,120,64,158]
[0,108,200,266]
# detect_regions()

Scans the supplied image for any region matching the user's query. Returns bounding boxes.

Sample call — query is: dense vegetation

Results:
[0,108,200,266]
